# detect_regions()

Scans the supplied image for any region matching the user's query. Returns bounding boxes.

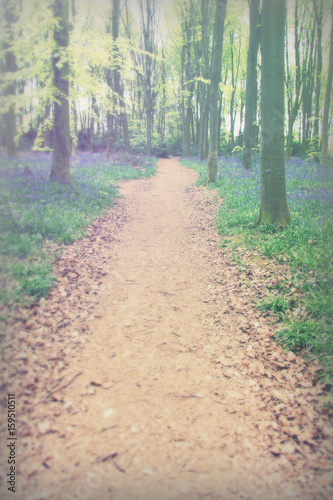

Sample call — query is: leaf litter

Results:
[0,158,332,500]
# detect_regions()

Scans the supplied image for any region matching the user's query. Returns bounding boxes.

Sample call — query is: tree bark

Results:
[313,0,323,162]
[44,105,51,150]
[184,15,194,158]
[302,19,316,157]
[321,3,333,164]
[139,0,158,156]
[258,0,291,227]
[206,0,227,184]
[90,95,96,152]
[3,0,18,158]
[71,101,78,157]
[120,85,130,153]
[241,0,259,170]
[199,0,210,161]
[229,30,236,150]
[50,0,71,185]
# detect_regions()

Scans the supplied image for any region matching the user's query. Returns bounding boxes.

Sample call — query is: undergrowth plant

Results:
[181,156,333,389]
[0,152,156,309]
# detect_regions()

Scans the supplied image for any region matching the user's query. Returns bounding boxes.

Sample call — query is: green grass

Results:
[181,156,333,390]
[0,152,157,309]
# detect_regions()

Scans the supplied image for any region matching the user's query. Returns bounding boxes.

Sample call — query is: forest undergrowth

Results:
[181,156,333,394]
[0,152,156,313]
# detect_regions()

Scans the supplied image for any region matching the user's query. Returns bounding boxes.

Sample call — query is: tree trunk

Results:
[71,100,78,157]
[229,30,235,151]
[50,0,70,185]
[138,0,159,156]
[184,16,194,158]
[120,86,130,153]
[285,1,303,160]
[242,0,259,170]
[258,0,291,227]
[321,3,333,164]
[106,0,130,155]
[3,0,18,158]
[44,105,51,150]
[199,0,210,161]
[90,95,96,152]
[206,0,227,184]
[313,0,323,162]
[301,18,316,157]
[238,80,245,145]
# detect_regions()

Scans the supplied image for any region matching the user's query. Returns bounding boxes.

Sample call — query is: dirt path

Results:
[1,158,332,500]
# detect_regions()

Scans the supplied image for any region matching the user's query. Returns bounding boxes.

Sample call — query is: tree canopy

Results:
[0,0,332,182]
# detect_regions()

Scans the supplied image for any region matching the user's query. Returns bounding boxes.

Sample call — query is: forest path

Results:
[1,158,332,500]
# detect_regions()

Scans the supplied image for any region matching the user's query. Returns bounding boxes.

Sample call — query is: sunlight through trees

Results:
[0,0,332,187]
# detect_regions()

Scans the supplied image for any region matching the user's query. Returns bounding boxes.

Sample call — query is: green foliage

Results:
[258,295,295,321]
[129,132,171,157]
[166,134,184,156]
[0,153,156,308]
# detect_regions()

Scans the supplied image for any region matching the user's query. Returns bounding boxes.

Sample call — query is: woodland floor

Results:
[0,157,333,500]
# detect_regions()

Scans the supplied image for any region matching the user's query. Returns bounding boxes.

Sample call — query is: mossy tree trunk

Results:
[206,0,227,184]
[50,0,71,185]
[258,0,291,227]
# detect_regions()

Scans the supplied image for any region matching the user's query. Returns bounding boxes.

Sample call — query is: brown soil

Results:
[1,158,333,500]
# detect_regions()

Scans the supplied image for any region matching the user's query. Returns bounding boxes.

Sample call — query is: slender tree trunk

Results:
[147,106,152,156]
[238,80,245,145]
[71,101,78,157]
[199,0,209,161]
[242,0,259,170]
[50,0,71,184]
[185,108,191,157]
[199,89,206,160]
[120,86,130,153]
[184,17,194,157]
[138,0,158,156]
[180,44,186,152]
[206,0,227,184]
[107,0,130,155]
[258,0,291,226]
[301,18,316,157]
[44,105,51,150]
[229,30,235,150]
[3,0,18,158]
[285,1,303,160]
[71,0,77,157]
[113,0,130,153]
[313,0,323,162]
[90,95,96,152]
[321,3,333,164]
[218,90,223,154]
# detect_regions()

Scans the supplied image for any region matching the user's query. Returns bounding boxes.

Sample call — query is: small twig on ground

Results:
[99,425,118,434]
[113,460,126,473]
[100,452,118,462]
[23,371,84,413]
[158,290,175,295]
[172,394,204,399]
